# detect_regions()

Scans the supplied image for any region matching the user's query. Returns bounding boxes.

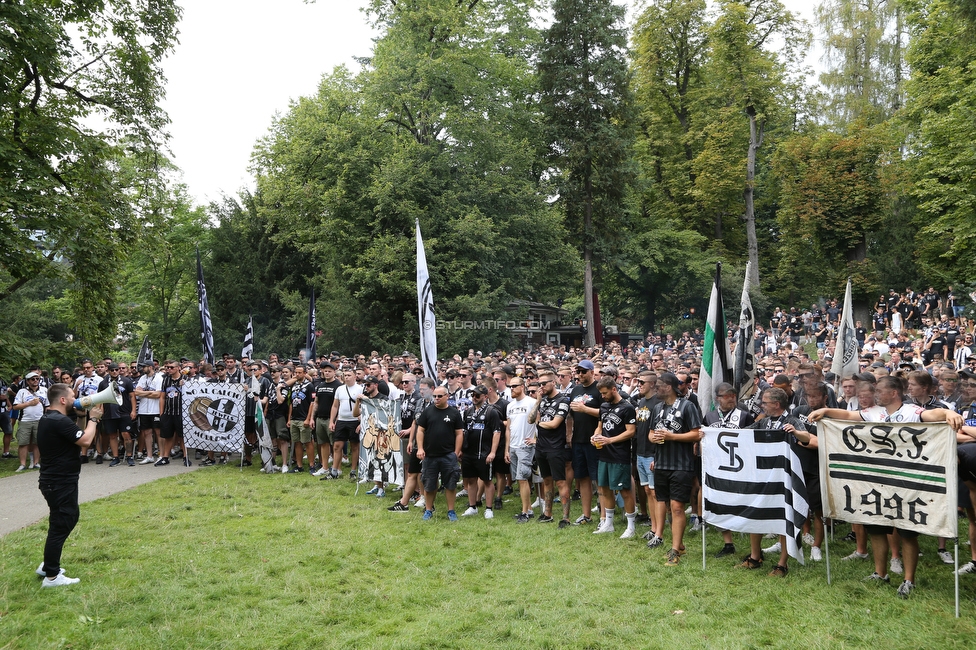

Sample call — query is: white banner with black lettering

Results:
[818,419,957,538]
[703,427,809,564]
[182,382,247,454]
[358,396,403,487]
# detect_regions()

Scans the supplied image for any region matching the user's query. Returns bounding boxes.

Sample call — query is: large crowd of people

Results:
[5,286,976,594]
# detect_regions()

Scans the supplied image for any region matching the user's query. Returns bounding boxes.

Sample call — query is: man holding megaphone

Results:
[35,383,104,587]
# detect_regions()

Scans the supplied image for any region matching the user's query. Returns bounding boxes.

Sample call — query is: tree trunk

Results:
[744,107,763,291]
[584,170,596,348]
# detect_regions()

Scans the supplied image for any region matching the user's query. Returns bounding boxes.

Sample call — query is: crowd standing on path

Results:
[6,286,976,592]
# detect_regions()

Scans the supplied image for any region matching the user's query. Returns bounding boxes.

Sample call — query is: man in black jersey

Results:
[459,385,503,519]
[35,384,103,587]
[311,362,340,476]
[567,360,602,525]
[529,371,572,526]
[591,377,637,538]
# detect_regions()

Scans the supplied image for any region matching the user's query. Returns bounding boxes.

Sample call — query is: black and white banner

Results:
[358,396,403,486]
[416,219,437,378]
[196,247,215,365]
[818,419,957,538]
[242,314,253,359]
[182,382,246,454]
[703,427,809,564]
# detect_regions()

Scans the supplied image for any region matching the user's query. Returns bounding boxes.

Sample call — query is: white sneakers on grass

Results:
[810,546,823,562]
[42,573,80,587]
[462,506,478,517]
[763,541,782,554]
[593,519,615,534]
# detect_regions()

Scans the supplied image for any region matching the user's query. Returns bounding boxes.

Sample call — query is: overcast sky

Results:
[161,0,817,206]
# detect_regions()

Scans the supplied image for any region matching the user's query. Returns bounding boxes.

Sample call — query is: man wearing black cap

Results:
[459,385,503,518]
[568,359,602,525]
[353,375,395,496]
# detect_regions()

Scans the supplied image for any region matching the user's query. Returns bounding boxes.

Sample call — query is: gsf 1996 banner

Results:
[818,419,957,538]
[181,381,247,454]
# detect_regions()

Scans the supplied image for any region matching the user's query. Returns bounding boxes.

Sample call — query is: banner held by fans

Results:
[703,427,809,564]
[818,419,957,538]
[358,396,403,487]
[182,381,247,454]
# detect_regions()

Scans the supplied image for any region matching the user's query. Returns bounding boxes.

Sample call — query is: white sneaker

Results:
[484,509,494,519]
[312,467,328,477]
[456,489,468,498]
[763,541,782,554]
[890,557,904,575]
[955,560,976,575]
[803,532,815,546]
[842,551,869,561]
[591,505,600,513]
[690,516,701,532]
[531,497,543,509]
[763,533,778,539]
[593,519,615,534]
[810,546,823,562]
[41,573,80,587]
[414,496,426,509]
[462,506,478,517]
[15,465,26,472]
[620,528,636,539]
[937,550,954,564]
[139,456,156,465]
[376,489,386,498]
[281,464,289,474]
[35,562,66,577]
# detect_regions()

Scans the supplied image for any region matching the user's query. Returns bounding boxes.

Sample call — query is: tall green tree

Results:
[902,0,976,287]
[0,0,181,346]
[538,0,635,346]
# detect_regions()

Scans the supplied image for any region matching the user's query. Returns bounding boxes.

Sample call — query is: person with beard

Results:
[416,386,464,522]
[311,362,341,476]
[388,377,434,510]
[567,360,603,525]
[459,385,503,519]
[483,375,511,511]
[528,371,572,527]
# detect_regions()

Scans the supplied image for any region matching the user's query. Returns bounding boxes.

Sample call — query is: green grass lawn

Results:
[2,466,976,649]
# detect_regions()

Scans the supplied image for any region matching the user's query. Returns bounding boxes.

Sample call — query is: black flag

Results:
[306,289,316,362]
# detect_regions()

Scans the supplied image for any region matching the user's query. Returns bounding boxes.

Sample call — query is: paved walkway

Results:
[0,459,200,537]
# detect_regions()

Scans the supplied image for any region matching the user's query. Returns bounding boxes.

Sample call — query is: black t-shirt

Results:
[569,381,602,443]
[489,396,509,425]
[650,398,702,472]
[597,399,636,464]
[873,312,887,332]
[536,393,570,452]
[99,376,135,420]
[417,404,464,457]
[245,376,272,418]
[267,380,289,419]
[161,374,183,417]
[289,379,314,421]
[37,411,84,483]
[462,403,503,460]
[854,326,867,344]
[703,406,755,430]
[634,396,660,457]
[314,379,341,419]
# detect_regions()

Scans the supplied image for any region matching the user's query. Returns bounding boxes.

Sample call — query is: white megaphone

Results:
[73,381,124,410]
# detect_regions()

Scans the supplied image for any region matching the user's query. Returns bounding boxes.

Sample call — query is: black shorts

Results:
[138,414,159,431]
[572,441,599,480]
[803,470,822,513]
[492,454,510,477]
[159,414,181,440]
[864,524,919,540]
[537,447,569,482]
[461,456,491,482]
[422,453,460,493]
[959,442,976,485]
[654,469,694,504]
[333,420,359,443]
[102,418,132,436]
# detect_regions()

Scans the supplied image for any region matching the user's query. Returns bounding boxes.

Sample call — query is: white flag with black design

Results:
[416,219,437,378]
[733,262,756,403]
[242,314,254,359]
[700,263,731,416]
[818,419,957,538]
[703,427,809,564]
[830,278,859,385]
[182,381,246,454]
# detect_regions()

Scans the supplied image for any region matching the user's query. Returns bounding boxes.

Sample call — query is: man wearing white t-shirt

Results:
[810,375,962,598]
[12,372,48,471]
[133,364,163,464]
[504,378,537,523]
[329,369,363,480]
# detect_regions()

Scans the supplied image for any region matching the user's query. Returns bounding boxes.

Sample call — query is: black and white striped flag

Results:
[416,219,437,378]
[703,427,809,564]
[196,247,215,365]
[733,261,756,403]
[242,315,253,359]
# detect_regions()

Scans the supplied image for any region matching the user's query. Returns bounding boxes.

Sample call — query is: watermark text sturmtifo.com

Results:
[425,320,552,331]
